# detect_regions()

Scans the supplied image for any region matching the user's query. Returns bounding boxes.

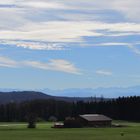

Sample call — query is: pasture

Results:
[0,121,139,140]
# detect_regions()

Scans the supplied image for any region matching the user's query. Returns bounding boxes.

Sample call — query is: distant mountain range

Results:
[0,86,140,104]
[38,86,140,98]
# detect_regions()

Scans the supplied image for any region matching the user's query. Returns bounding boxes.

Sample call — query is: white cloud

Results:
[0,21,140,44]
[0,0,140,21]
[65,0,140,21]
[96,70,113,76]
[0,56,81,75]
[0,0,15,5]
[97,42,129,46]
[103,42,140,56]
[0,21,103,43]
[127,45,140,55]
[0,8,28,30]
[19,1,68,9]
[0,0,140,51]
[1,21,140,52]
[24,59,82,75]
[112,0,140,21]
[0,0,67,9]
[0,56,18,68]
[42,0,140,21]
[78,41,140,57]
[94,42,140,56]
[0,40,65,50]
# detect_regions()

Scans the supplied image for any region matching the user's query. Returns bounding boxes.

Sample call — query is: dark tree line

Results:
[0,96,140,122]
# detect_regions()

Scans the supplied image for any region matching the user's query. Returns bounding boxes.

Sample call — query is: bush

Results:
[48,116,58,122]
[36,117,46,122]
[27,113,37,129]
[28,122,36,128]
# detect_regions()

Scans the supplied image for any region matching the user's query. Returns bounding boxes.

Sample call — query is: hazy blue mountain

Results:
[0,86,140,100]
[39,86,140,98]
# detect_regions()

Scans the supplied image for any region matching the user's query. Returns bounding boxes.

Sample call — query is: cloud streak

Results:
[0,22,140,44]
[94,42,140,56]
[96,70,113,76]
[0,56,81,75]
[1,0,140,20]
[24,59,82,75]
[0,40,65,50]
[0,0,140,51]
[0,56,18,68]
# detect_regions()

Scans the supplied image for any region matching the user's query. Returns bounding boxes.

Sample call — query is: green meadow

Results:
[0,121,139,140]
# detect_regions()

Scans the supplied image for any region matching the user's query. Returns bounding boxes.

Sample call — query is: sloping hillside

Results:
[0,91,106,104]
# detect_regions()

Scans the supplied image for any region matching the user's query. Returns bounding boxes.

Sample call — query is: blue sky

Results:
[0,0,140,91]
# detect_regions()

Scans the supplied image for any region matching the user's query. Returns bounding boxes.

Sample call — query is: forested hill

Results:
[0,95,139,122]
[0,91,106,104]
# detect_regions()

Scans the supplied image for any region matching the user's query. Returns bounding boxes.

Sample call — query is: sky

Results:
[0,0,140,91]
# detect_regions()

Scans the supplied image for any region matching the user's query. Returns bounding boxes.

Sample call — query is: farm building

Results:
[78,114,112,127]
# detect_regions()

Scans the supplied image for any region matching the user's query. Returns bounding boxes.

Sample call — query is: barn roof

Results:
[79,114,112,122]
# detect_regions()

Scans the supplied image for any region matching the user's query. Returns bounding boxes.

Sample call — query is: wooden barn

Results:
[78,114,112,127]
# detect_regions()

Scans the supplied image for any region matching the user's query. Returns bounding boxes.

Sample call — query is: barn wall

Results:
[77,117,112,127]
[87,121,112,127]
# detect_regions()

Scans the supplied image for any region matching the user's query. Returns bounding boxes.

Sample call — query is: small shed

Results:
[78,114,112,127]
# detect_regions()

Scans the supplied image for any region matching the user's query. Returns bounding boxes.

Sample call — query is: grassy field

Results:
[0,121,139,140]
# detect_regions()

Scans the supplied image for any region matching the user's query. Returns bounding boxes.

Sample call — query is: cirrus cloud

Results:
[0,56,81,75]
[0,0,140,52]
[0,56,18,68]
[96,70,113,76]
[0,40,66,50]
[24,59,82,75]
